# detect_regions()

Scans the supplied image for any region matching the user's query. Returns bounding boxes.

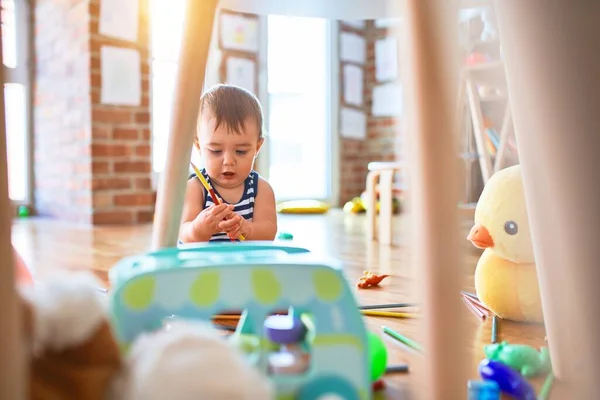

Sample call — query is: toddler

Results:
[179,84,277,243]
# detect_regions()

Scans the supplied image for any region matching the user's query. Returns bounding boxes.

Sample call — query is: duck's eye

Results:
[504,221,518,235]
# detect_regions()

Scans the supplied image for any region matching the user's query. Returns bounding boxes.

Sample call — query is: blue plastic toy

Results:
[467,379,500,400]
[108,241,372,400]
[478,359,536,400]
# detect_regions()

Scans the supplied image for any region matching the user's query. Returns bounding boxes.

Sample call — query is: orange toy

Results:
[357,271,390,289]
[13,246,33,285]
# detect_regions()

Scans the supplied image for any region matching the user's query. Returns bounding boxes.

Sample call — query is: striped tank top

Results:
[190,168,259,242]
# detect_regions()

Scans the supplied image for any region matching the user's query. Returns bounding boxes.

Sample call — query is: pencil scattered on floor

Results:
[359,302,418,310]
[385,364,409,374]
[491,315,498,343]
[361,310,418,319]
[382,326,423,353]
[461,291,492,321]
[538,372,554,400]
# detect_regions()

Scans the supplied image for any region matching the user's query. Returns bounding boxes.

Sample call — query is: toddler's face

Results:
[197,114,263,190]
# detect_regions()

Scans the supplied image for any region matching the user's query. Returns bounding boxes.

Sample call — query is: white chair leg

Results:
[366,170,380,242]
[378,169,394,246]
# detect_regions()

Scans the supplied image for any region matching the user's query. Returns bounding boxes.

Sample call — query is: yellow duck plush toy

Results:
[467,164,544,323]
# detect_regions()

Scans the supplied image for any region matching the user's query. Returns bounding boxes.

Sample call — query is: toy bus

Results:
[108,242,372,400]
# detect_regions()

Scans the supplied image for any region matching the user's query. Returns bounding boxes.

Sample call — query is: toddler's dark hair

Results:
[198,84,264,139]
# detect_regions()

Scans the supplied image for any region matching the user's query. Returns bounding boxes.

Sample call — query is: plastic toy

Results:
[367,332,387,382]
[467,164,544,323]
[277,232,294,240]
[357,271,390,289]
[484,341,552,378]
[109,242,372,400]
[276,199,330,214]
[13,246,33,285]
[17,204,30,217]
[478,359,536,400]
[264,314,310,375]
[467,379,500,400]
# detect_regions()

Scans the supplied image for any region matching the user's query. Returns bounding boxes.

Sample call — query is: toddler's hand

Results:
[192,203,234,238]
[218,213,246,240]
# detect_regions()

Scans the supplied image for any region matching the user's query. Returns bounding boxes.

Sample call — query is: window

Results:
[149,0,186,177]
[2,0,31,204]
[264,15,336,202]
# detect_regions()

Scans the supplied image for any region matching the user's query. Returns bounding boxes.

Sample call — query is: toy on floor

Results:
[18,270,273,400]
[342,191,401,214]
[357,271,390,289]
[467,379,500,400]
[109,242,372,400]
[13,246,33,285]
[478,359,536,400]
[276,232,293,240]
[276,199,330,214]
[467,164,544,323]
[484,341,552,378]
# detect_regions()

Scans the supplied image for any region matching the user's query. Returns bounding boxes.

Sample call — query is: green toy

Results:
[367,332,387,382]
[277,232,294,240]
[484,341,552,378]
[17,205,30,218]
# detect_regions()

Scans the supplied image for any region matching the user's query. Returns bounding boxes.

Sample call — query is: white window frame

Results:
[256,17,340,206]
[3,0,33,207]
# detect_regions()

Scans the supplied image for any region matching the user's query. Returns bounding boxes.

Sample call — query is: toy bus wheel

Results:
[297,375,360,400]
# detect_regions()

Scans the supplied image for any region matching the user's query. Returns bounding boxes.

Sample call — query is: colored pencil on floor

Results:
[382,326,423,353]
[361,310,417,319]
[462,293,491,320]
[491,315,498,343]
[359,302,418,310]
[462,296,487,321]
[385,364,409,374]
[461,292,491,315]
[538,372,554,400]
[461,290,479,300]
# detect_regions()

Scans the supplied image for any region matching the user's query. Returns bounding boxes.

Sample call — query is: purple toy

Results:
[479,359,536,400]
[264,315,306,344]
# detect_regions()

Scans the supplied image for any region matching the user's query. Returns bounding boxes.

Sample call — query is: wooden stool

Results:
[365,162,403,245]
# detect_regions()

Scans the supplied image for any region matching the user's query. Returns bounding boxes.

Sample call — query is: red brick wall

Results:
[367,23,403,189]
[338,21,403,206]
[33,0,92,223]
[338,22,370,205]
[33,0,153,224]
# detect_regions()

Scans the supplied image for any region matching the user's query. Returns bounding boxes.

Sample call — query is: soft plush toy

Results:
[467,164,544,323]
[19,271,273,400]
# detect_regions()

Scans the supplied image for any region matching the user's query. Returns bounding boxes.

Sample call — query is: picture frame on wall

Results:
[219,11,259,53]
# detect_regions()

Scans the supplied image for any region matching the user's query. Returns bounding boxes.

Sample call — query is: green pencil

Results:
[382,326,423,352]
[491,315,498,343]
[538,372,554,400]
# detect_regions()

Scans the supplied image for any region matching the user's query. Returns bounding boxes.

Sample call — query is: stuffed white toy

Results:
[19,271,273,400]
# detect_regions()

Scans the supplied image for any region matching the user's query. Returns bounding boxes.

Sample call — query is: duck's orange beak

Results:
[467,223,494,249]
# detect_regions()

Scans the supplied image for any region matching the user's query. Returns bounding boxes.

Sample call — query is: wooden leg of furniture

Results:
[366,170,380,242]
[496,1,600,396]
[378,169,394,246]
[151,0,218,250]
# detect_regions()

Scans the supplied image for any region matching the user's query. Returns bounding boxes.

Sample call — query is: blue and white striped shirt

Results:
[190,168,259,242]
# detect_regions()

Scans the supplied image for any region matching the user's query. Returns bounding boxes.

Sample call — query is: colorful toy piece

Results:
[109,242,371,400]
[484,341,552,378]
[367,332,387,382]
[357,271,390,289]
[467,379,500,400]
[478,359,536,400]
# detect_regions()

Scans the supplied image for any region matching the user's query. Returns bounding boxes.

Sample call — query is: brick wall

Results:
[34,0,92,223]
[33,0,153,224]
[338,21,403,206]
[338,22,370,205]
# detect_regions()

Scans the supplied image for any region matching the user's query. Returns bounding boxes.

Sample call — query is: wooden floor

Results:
[11,209,550,399]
